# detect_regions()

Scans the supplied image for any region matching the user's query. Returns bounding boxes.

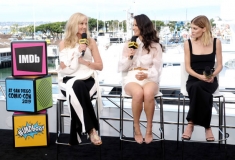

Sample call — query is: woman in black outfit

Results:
[182,15,223,141]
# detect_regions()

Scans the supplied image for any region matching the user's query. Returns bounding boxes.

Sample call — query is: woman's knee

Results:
[188,83,201,92]
[132,90,144,100]
[143,85,157,100]
[72,80,84,89]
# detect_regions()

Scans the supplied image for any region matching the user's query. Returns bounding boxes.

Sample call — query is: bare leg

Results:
[125,82,144,144]
[143,82,158,144]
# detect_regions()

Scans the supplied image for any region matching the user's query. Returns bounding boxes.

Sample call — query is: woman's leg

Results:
[125,82,144,144]
[142,82,158,144]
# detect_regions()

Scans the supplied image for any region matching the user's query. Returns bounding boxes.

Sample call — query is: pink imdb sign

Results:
[11,41,48,76]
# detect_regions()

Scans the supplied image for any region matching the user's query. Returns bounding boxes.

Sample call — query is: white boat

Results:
[47,45,59,57]
[96,32,110,49]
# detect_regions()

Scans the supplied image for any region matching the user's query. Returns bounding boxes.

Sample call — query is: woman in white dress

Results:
[57,12,103,145]
[118,14,163,144]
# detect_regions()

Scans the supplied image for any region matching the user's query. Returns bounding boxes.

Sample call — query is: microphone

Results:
[79,33,89,56]
[128,36,138,59]
[203,66,213,78]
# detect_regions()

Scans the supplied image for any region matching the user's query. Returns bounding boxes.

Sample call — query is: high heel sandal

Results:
[134,127,143,144]
[182,122,194,140]
[205,127,215,142]
[89,128,102,145]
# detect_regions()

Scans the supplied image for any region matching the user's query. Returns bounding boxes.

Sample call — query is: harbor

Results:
[0,1,235,159]
[0,41,235,145]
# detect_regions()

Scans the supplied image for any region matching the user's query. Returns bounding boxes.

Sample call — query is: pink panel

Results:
[11,42,47,76]
[14,110,47,115]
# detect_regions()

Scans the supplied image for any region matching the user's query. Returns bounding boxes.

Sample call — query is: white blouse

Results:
[57,43,93,76]
[118,38,163,83]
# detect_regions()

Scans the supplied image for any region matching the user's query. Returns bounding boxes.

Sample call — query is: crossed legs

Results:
[125,82,158,144]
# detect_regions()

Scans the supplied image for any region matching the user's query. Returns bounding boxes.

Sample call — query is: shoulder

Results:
[59,40,65,51]
[88,38,96,45]
[214,38,222,53]
[151,42,162,51]
[184,39,190,49]
[184,39,189,45]
[215,38,221,45]
[152,41,161,46]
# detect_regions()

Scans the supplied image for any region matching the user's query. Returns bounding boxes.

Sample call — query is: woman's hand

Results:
[128,48,135,60]
[206,76,215,83]
[198,74,214,83]
[78,57,85,65]
[135,72,147,81]
[79,43,87,53]
[60,61,66,69]
[78,57,90,66]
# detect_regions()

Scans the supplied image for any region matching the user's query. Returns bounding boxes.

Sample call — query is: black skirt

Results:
[186,74,218,128]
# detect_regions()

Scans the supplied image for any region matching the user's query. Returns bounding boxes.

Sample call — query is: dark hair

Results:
[134,14,162,53]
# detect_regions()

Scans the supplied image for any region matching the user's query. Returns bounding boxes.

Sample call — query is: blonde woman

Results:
[57,12,103,145]
[182,15,223,141]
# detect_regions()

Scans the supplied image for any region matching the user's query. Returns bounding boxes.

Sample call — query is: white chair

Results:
[177,62,227,157]
[119,72,165,159]
[55,73,101,160]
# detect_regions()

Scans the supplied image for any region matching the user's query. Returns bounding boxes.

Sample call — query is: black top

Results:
[188,38,216,72]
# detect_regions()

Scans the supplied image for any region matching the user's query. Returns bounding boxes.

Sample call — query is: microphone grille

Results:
[204,66,211,75]
[131,36,138,42]
[82,33,87,39]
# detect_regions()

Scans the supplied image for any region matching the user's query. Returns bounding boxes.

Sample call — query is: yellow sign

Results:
[13,114,48,147]
[79,38,89,45]
[128,42,138,49]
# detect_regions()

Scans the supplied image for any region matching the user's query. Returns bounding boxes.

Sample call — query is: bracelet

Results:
[87,61,91,66]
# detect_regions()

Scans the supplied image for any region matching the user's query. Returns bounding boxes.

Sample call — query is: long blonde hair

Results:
[64,12,90,48]
[191,15,212,46]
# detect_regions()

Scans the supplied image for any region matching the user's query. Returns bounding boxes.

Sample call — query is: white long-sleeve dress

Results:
[118,38,163,88]
[57,43,101,144]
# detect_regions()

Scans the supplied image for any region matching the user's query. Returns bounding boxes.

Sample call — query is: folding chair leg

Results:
[177,94,181,150]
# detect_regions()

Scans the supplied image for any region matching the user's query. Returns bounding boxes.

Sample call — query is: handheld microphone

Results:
[128,36,138,59]
[79,33,89,56]
[203,66,213,79]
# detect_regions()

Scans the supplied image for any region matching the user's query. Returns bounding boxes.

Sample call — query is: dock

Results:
[0,48,11,68]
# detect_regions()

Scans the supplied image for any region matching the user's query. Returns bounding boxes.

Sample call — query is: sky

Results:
[0,0,228,22]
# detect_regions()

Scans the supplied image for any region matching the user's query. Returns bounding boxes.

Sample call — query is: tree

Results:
[88,18,98,32]
[210,18,216,28]
[10,23,19,34]
[166,21,177,32]
[151,20,165,31]
[36,22,66,39]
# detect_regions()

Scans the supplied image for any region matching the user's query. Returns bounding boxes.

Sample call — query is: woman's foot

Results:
[182,122,194,140]
[145,131,153,144]
[144,124,153,144]
[89,128,102,145]
[134,125,143,144]
[205,128,215,142]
